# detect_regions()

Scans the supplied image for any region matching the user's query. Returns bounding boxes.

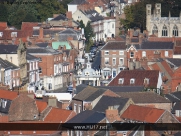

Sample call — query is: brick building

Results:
[27,47,63,91]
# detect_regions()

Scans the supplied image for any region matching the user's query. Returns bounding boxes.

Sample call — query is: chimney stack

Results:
[38,28,44,39]
[105,106,121,123]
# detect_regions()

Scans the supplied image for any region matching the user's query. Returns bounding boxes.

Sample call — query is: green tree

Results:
[8,0,38,29]
[60,0,73,11]
[84,21,94,52]
[0,4,8,22]
[36,0,66,22]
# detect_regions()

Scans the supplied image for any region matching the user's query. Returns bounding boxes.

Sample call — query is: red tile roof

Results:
[0,90,18,100]
[0,30,33,40]
[44,108,75,123]
[121,104,165,123]
[21,22,39,31]
[35,101,48,113]
[0,22,7,30]
[108,70,159,87]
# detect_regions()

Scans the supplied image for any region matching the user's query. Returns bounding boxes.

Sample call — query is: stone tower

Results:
[154,3,161,18]
[17,39,28,91]
[146,4,152,33]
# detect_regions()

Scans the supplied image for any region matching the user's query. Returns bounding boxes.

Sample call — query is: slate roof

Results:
[93,96,130,113]
[98,85,144,92]
[117,92,171,103]
[165,92,181,102]
[0,44,18,54]
[171,101,181,114]
[85,88,108,101]
[75,85,144,94]
[51,14,67,21]
[101,41,126,50]
[73,86,99,101]
[66,110,105,123]
[121,104,165,123]
[131,38,139,42]
[44,108,74,122]
[166,58,181,67]
[33,29,61,36]
[108,70,159,87]
[58,29,81,41]
[0,99,12,114]
[27,47,61,55]
[75,84,88,94]
[0,58,19,70]
[69,0,86,5]
[141,41,174,49]
[26,53,39,61]
[36,42,49,48]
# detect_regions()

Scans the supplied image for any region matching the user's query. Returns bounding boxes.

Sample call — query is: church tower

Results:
[146,4,152,34]
[154,3,161,18]
[17,39,28,91]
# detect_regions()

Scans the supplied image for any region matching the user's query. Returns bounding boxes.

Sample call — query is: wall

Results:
[68,5,77,14]
[72,10,90,26]
[157,110,179,123]
[0,54,18,66]
[137,103,171,112]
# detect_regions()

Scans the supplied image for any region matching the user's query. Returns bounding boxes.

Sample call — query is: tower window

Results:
[162,25,168,36]
[173,25,178,37]
[152,25,158,34]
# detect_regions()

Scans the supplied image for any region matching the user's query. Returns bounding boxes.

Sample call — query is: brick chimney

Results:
[129,29,134,38]
[105,106,121,123]
[48,97,57,108]
[38,28,43,39]
[66,11,72,19]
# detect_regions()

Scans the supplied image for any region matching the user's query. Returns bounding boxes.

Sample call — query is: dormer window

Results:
[130,52,134,58]
[0,32,3,37]
[144,78,149,84]
[119,78,124,84]
[130,78,135,84]
[11,32,17,37]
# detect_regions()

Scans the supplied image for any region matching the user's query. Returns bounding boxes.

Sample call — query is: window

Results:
[105,58,109,64]
[112,69,117,77]
[144,78,149,84]
[119,58,124,65]
[162,25,168,36]
[78,105,81,113]
[119,78,124,84]
[74,104,77,113]
[105,51,109,55]
[112,23,114,28]
[39,67,42,73]
[165,51,168,57]
[119,51,124,55]
[130,78,135,84]
[0,32,3,37]
[173,25,178,37]
[112,58,116,66]
[130,52,134,58]
[104,70,111,77]
[142,51,146,57]
[11,32,17,37]
[48,83,52,90]
[152,25,158,34]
